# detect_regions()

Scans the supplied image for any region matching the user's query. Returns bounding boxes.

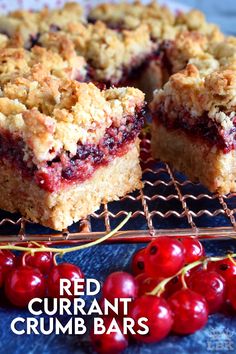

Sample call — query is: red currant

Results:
[168,289,208,334]
[0,250,16,287]
[145,237,185,278]
[189,270,226,314]
[207,258,236,283]
[136,273,163,297]
[102,272,138,301]
[18,251,53,275]
[5,266,45,307]
[131,248,146,275]
[178,237,204,264]
[47,263,84,299]
[90,317,128,354]
[227,275,236,310]
[130,295,173,343]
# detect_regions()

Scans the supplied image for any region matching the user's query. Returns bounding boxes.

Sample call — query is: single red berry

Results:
[131,248,146,275]
[130,295,173,343]
[178,237,204,264]
[5,266,45,307]
[227,275,236,310]
[136,273,163,297]
[47,263,84,299]
[90,317,128,354]
[145,237,185,278]
[207,258,236,283]
[189,270,226,314]
[168,288,208,334]
[102,272,138,301]
[18,251,53,275]
[0,250,16,287]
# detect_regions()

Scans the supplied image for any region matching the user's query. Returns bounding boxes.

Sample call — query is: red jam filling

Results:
[154,104,236,153]
[0,111,144,192]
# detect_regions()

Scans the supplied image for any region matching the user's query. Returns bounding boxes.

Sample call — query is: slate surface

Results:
[1,240,236,354]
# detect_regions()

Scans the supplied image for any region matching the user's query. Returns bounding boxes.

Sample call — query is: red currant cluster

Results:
[1,236,236,354]
[91,237,236,354]
[0,249,84,307]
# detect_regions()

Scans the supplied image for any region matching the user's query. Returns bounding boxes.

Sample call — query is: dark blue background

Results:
[1,240,236,354]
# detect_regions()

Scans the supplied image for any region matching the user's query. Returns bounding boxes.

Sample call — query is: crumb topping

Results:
[40,21,155,84]
[89,0,175,39]
[0,68,144,164]
[0,2,84,47]
[0,46,87,85]
[85,21,156,83]
[89,2,222,42]
[151,63,236,130]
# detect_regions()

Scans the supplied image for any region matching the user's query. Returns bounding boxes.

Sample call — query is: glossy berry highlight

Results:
[168,289,208,334]
[5,266,45,308]
[145,237,185,278]
[130,295,173,343]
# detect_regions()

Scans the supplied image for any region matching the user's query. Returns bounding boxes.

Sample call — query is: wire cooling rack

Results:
[0,131,236,244]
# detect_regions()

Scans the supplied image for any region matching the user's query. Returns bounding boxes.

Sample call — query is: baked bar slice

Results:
[0,67,144,229]
[150,63,236,194]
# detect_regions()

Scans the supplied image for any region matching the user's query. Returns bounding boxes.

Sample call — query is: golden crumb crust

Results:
[0,46,87,84]
[40,21,156,84]
[151,63,236,131]
[0,68,144,164]
[0,2,84,46]
[89,1,222,41]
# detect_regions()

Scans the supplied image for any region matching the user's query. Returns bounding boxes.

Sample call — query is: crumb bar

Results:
[0,68,144,229]
[151,63,236,194]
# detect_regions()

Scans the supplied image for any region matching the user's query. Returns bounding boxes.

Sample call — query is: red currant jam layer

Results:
[0,111,144,192]
[153,104,236,153]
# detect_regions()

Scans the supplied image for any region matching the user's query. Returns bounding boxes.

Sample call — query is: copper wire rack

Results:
[0,132,236,244]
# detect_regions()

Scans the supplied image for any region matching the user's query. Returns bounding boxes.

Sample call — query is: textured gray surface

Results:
[1,240,236,354]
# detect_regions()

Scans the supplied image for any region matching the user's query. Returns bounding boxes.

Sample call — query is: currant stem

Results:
[0,213,132,255]
[149,260,203,296]
[149,252,236,297]
[228,254,236,266]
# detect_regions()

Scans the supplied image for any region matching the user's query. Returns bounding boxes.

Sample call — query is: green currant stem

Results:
[0,213,131,255]
[149,252,236,297]
[53,253,60,266]
[149,260,203,297]
[228,254,236,266]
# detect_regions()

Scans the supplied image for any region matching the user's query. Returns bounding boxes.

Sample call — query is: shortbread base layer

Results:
[0,139,142,230]
[152,122,236,194]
